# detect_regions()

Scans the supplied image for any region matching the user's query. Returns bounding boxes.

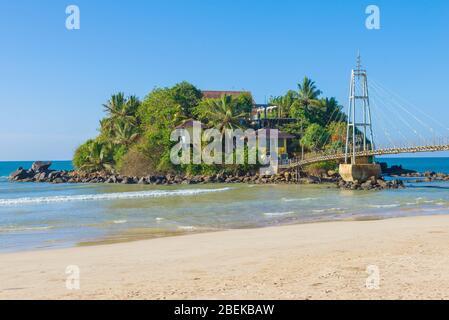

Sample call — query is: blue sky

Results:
[0,0,448,160]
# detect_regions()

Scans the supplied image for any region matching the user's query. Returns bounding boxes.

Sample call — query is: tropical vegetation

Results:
[73,77,349,176]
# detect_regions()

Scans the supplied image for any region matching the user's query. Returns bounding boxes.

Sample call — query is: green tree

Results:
[111,121,140,147]
[233,93,254,115]
[171,81,203,119]
[198,95,246,132]
[137,87,184,130]
[296,77,322,108]
[300,124,330,151]
[102,93,140,130]
[316,97,346,127]
[269,90,297,118]
[290,77,323,124]
[73,140,113,173]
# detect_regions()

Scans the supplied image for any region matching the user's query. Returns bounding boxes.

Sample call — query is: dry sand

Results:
[2,215,449,300]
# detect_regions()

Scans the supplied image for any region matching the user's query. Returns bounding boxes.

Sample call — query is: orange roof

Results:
[202,90,252,100]
[175,119,207,129]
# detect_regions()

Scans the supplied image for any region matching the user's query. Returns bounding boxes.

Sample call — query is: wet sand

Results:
[2,215,449,300]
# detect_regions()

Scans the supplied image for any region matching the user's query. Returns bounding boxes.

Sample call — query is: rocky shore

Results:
[8,161,320,186]
[398,171,449,182]
[336,176,405,191]
[9,161,447,191]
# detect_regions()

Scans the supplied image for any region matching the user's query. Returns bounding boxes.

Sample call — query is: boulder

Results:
[106,175,117,183]
[377,179,388,188]
[138,177,148,185]
[31,161,52,173]
[121,177,131,184]
[36,172,48,182]
[53,177,64,184]
[361,180,373,190]
[9,168,29,181]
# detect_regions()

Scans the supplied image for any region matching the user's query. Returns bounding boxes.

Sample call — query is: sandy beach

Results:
[1,215,449,300]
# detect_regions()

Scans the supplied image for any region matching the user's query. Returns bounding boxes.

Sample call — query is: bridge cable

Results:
[371,77,449,134]
[370,80,436,138]
[369,83,427,145]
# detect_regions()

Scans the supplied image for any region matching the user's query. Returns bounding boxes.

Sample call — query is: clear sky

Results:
[0,0,448,160]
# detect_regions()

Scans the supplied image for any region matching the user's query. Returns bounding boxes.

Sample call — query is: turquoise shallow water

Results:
[1,158,449,253]
[378,157,449,173]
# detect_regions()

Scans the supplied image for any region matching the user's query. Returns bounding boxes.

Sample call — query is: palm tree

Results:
[112,121,140,147]
[297,77,322,110]
[269,90,297,118]
[317,97,346,126]
[298,77,322,108]
[202,95,247,133]
[102,93,140,129]
[79,141,113,173]
[290,77,324,121]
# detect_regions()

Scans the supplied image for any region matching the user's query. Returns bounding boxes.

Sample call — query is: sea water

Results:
[1,158,449,253]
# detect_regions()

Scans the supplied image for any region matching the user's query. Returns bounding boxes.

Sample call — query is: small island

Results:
[8,79,415,190]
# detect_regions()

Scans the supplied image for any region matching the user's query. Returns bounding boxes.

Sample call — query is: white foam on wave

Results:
[369,204,400,209]
[113,220,127,224]
[312,208,345,213]
[0,225,54,233]
[178,226,196,231]
[0,187,231,206]
[263,211,294,217]
[282,197,318,202]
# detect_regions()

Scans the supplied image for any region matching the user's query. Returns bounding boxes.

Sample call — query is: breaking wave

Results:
[263,211,295,217]
[0,225,54,233]
[368,204,400,209]
[112,220,127,224]
[281,197,318,202]
[0,187,231,206]
[312,208,345,213]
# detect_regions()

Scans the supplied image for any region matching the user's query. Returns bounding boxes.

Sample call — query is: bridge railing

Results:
[279,136,449,169]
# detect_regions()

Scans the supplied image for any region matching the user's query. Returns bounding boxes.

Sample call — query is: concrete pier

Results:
[339,163,381,183]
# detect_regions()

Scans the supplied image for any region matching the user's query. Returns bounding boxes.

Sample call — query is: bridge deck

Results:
[279,144,449,169]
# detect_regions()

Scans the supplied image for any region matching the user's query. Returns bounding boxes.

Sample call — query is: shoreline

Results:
[2,214,449,299]
[7,161,411,190]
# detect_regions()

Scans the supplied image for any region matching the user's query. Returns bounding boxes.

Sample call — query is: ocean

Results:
[1,157,449,253]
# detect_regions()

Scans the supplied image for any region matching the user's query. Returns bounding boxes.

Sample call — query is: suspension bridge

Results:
[279,55,449,180]
[280,142,449,169]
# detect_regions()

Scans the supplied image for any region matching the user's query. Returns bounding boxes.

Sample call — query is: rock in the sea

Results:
[121,177,131,184]
[31,161,52,173]
[138,177,148,185]
[9,167,29,181]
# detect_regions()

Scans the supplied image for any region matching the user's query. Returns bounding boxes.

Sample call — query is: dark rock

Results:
[9,168,30,181]
[121,177,131,184]
[53,177,64,184]
[106,175,117,183]
[377,180,388,188]
[31,161,52,173]
[36,172,48,182]
[380,163,416,176]
[138,177,148,185]
[361,180,373,190]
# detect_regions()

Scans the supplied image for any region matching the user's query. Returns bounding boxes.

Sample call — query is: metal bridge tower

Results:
[344,54,375,164]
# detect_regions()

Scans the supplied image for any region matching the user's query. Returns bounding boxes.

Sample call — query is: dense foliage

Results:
[74,78,350,175]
